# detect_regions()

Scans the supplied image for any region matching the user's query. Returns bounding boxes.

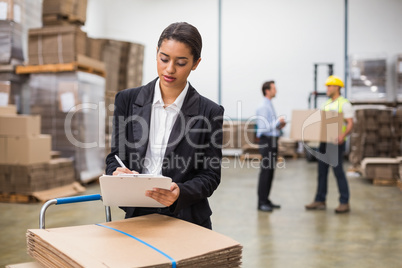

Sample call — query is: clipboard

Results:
[99,175,172,207]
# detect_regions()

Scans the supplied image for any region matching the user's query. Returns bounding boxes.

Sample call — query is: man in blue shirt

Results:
[256,81,286,212]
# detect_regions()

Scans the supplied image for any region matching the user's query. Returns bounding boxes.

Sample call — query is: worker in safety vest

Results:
[305,75,354,213]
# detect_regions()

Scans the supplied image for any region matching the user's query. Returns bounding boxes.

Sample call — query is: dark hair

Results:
[262,81,275,96]
[157,22,202,62]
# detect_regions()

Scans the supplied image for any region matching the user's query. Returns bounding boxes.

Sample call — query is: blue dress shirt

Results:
[256,98,281,138]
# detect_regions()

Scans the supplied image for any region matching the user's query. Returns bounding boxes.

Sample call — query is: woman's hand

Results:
[145,182,180,207]
[112,167,139,175]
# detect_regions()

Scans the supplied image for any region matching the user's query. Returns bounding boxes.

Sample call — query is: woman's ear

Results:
[192,58,201,71]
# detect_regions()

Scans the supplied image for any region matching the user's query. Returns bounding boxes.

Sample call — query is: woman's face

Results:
[157,39,201,92]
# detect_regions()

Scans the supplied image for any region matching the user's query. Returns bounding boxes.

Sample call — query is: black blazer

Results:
[105,78,224,228]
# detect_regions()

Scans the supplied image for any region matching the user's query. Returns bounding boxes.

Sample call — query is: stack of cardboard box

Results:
[222,121,259,154]
[28,25,87,65]
[278,137,298,158]
[42,0,87,25]
[0,105,76,195]
[361,158,400,186]
[21,0,108,183]
[86,38,145,154]
[27,214,243,267]
[349,107,399,167]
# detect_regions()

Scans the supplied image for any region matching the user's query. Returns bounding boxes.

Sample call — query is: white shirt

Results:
[143,79,189,175]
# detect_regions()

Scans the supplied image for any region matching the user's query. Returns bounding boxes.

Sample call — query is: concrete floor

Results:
[1,158,402,268]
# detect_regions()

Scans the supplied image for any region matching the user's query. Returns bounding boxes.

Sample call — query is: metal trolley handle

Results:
[39,194,111,229]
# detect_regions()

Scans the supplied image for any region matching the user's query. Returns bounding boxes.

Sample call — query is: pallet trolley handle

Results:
[39,194,111,229]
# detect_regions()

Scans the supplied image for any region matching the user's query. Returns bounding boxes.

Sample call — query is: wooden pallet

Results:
[239,153,262,161]
[397,180,402,191]
[0,182,85,203]
[15,55,106,77]
[372,179,397,186]
[0,193,38,203]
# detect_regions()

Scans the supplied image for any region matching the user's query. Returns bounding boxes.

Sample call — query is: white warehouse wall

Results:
[85,0,402,137]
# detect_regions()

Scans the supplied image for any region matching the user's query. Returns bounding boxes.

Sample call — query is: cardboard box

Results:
[0,0,23,23]
[27,214,242,267]
[0,104,16,115]
[28,25,87,65]
[42,0,87,25]
[290,109,344,143]
[0,134,51,165]
[0,158,76,194]
[0,114,40,136]
[361,157,400,180]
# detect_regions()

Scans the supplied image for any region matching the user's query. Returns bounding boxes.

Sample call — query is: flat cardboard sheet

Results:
[99,175,172,207]
[27,214,242,268]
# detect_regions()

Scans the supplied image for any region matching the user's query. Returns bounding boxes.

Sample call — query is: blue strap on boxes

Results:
[96,223,177,268]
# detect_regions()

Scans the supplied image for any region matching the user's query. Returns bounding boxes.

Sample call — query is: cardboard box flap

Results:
[31,182,85,201]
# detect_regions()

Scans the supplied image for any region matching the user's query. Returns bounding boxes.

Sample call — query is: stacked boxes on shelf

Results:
[0,105,76,195]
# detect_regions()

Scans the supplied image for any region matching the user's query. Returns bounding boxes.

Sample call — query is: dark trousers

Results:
[258,135,278,205]
[315,142,350,204]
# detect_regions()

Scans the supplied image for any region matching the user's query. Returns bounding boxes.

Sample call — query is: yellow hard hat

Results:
[325,75,344,88]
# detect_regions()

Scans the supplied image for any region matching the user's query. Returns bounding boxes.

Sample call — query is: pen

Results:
[115,155,127,169]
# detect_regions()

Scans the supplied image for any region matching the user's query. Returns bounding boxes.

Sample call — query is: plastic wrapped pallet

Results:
[0,20,23,64]
[29,71,105,183]
[349,105,401,167]
[0,71,29,113]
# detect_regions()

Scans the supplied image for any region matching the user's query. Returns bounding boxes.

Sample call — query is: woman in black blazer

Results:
[105,22,224,229]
